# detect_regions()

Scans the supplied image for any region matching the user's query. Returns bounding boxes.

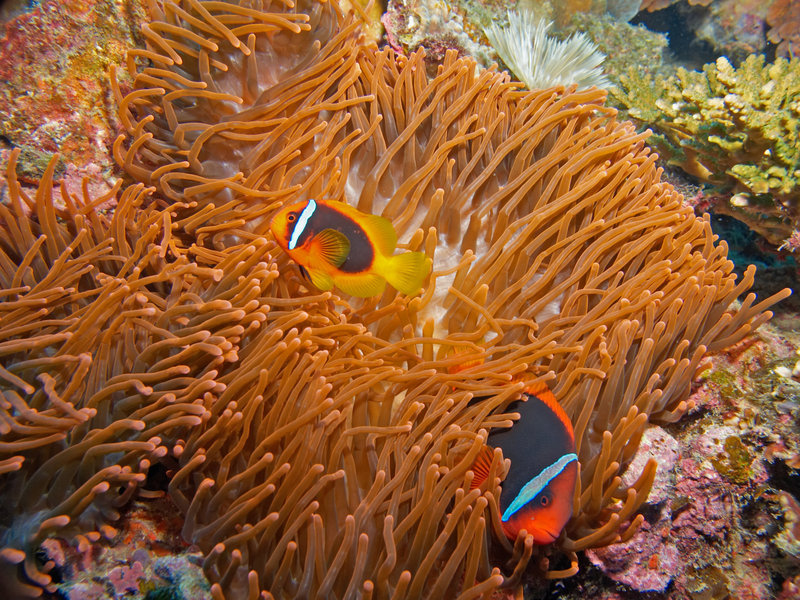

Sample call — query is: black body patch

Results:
[311,203,375,272]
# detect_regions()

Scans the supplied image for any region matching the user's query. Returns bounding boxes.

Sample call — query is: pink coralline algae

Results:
[587,426,682,592]
[108,561,145,595]
[381,0,492,73]
[0,0,144,181]
[42,539,211,600]
[587,422,776,597]
[62,582,107,600]
[672,456,733,541]
[622,426,680,504]
[585,316,800,599]
[586,515,681,593]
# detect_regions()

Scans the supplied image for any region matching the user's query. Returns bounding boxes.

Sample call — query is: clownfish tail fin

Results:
[381,251,431,296]
[469,445,495,491]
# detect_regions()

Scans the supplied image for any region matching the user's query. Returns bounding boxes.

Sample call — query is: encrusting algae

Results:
[0,0,792,598]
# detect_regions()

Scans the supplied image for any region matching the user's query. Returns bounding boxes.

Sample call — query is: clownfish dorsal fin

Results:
[313,228,350,267]
[524,381,574,443]
[469,445,495,491]
[325,200,398,255]
[361,213,397,255]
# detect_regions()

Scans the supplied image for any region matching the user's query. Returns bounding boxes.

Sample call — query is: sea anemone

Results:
[0,0,790,598]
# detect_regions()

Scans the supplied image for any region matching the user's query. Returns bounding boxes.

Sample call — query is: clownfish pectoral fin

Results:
[361,213,398,254]
[312,229,350,268]
[307,267,334,291]
[380,251,431,296]
[334,272,387,298]
[469,445,495,490]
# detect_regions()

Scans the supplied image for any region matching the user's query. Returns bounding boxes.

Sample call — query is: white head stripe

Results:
[288,199,317,250]
[501,453,577,522]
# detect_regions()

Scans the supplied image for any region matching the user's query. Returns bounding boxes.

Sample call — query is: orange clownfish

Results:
[471,382,578,544]
[270,199,431,298]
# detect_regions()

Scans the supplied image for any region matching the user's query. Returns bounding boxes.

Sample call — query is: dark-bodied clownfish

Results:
[270,199,431,298]
[471,382,578,544]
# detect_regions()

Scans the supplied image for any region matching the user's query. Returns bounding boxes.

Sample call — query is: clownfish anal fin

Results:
[335,272,387,298]
[307,267,334,291]
[313,228,350,267]
[469,445,495,491]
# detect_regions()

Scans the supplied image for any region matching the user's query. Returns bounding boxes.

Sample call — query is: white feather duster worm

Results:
[484,10,610,91]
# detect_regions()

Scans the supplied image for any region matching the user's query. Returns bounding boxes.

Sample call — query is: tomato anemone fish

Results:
[270,198,431,298]
[471,382,578,544]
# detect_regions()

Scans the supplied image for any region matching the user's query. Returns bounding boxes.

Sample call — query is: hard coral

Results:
[613,54,800,250]
[561,11,670,86]
[0,0,791,598]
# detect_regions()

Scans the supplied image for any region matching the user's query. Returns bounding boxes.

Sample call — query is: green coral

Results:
[611,55,800,250]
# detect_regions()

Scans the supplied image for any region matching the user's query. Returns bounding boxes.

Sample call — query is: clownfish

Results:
[270,199,431,298]
[471,382,578,544]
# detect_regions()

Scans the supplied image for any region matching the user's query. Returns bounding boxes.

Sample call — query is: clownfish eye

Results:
[539,495,550,507]
[287,213,297,222]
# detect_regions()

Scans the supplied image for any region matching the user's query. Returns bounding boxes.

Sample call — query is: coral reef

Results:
[639,0,712,11]
[0,0,792,598]
[381,0,669,88]
[558,314,800,598]
[0,0,146,182]
[691,0,769,63]
[634,1,776,64]
[39,496,211,600]
[767,0,800,59]
[612,54,800,250]
[586,426,681,593]
[381,0,493,72]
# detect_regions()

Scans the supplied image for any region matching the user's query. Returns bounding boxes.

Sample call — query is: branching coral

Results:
[612,54,800,249]
[0,0,791,598]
